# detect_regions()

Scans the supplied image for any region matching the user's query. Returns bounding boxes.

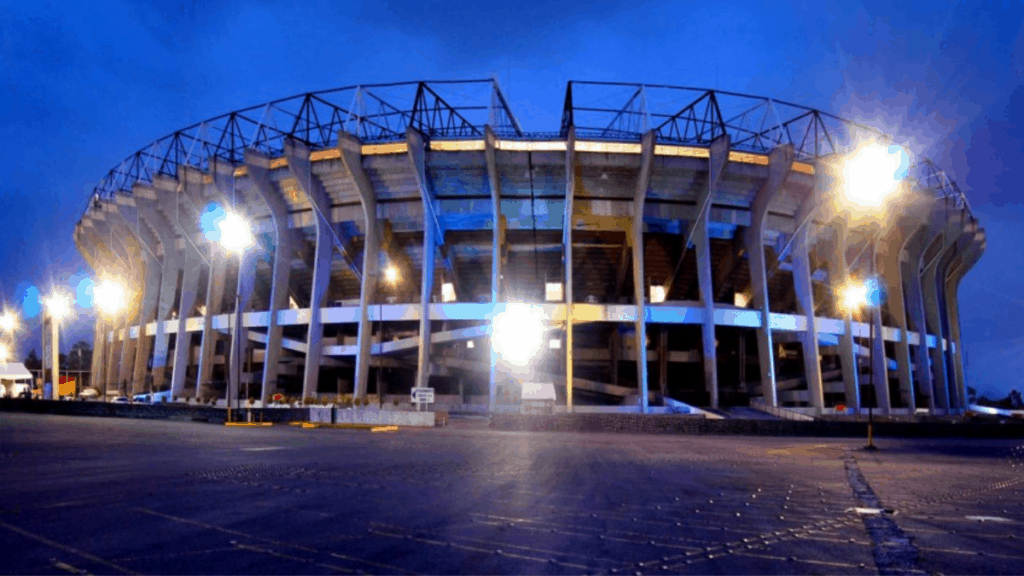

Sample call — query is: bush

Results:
[302,396,318,406]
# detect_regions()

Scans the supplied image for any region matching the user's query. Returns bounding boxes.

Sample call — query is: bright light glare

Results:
[549,338,561,349]
[492,304,547,367]
[650,285,667,304]
[837,280,869,315]
[216,211,255,253]
[441,282,456,302]
[838,142,909,213]
[0,312,16,331]
[43,293,72,320]
[0,344,7,362]
[733,292,749,308]
[545,282,563,302]
[384,266,399,285]
[93,279,128,315]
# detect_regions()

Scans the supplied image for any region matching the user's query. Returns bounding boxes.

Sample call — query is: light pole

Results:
[830,139,908,430]
[378,263,398,408]
[93,278,128,400]
[210,208,255,421]
[42,292,71,400]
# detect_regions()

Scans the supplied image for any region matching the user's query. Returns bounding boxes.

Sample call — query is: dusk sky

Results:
[1,0,1022,398]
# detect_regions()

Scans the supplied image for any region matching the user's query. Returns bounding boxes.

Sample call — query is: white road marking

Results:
[240,447,286,451]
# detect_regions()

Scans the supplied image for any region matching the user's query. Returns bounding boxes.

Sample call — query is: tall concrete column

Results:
[935,230,977,412]
[248,148,295,402]
[928,224,976,412]
[746,144,793,407]
[134,187,182,394]
[919,203,972,413]
[208,157,259,405]
[485,126,505,411]
[901,223,933,411]
[339,131,379,400]
[825,220,861,410]
[632,131,656,413]
[868,244,892,415]
[74,224,108,396]
[878,195,932,411]
[791,224,825,413]
[152,175,204,401]
[95,204,145,394]
[692,134,729,408]
[196,248,229,399]
[406,129,436,392]
[87,208,138,395]
[945,231,984,410]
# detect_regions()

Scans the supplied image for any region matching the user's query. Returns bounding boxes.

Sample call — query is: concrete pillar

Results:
[152,175,204,401]
[746,144,793,407]
[338,131,379,400]
[944,231,984,411]
[878,197,931,411]
[902,227,933,411]
[658,327,668,397]
[196,249,229,399]
[485,126,505,412]
[926,224,976,412]
[935,230,976,412]
[693,134,729,408]
[632,131,656,413]
[564,127,577,412]
[791,225,825,412]
[824,220,861,410]
[406,129,436,392]
[133,189,181,394]
[919,203,973,414]
[248,148,295,402]
[868,243,892,415]
[74,224,109,397]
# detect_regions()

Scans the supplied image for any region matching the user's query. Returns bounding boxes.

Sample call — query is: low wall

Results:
[490,413,1024,438]
[0,399,307,423]
[333,408,436,427]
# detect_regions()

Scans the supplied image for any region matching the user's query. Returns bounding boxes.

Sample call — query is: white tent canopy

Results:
[0,362,33,381]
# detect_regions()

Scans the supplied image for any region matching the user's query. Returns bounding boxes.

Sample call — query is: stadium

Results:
[72,79,983,416]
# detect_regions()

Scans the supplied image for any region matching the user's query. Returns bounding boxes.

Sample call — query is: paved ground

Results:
[1,413,1022,575]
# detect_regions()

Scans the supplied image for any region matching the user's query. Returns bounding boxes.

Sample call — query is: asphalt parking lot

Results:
[1,412,1022,575]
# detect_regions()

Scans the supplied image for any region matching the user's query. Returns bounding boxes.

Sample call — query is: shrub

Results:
[302,396,318,406]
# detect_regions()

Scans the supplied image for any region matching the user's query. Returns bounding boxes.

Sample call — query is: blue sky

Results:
[1,0,1022,398]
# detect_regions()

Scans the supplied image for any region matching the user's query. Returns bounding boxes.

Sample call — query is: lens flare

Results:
[93,279,128,315]
[216,211,255,253]
[491,304,547,367]
[838,141,909,215]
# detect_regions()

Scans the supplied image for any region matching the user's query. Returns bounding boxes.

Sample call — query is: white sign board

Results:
[411,387,435,404]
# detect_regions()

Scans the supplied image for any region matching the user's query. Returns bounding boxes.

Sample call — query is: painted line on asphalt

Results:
[844,452,924,575]
[0,521,138,575]
[240,446,287,451]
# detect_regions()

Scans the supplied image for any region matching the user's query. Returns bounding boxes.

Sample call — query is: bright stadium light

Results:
[216,211,255,253]
[93,279,128,316]
[384,265,399,285]
[837,279,869,315]
[43,292,72,321]
[837,141,909,215]
[491,304,548,367]
[0,311,16,332]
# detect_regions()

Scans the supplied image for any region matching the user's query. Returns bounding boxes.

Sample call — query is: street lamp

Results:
[213,208,255,420]
[93,278,129,399]
[491,302,548,385]
[42,292,72,400]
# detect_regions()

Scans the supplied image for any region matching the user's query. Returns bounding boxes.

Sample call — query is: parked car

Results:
[111,396,129,404]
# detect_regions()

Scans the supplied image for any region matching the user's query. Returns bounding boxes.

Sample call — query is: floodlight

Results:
[0,312,15,331]
[837,142,909,214]
[837,279,869,315]
[441,282,456,302]
[650,285,667,304]
[216,211,255,253]
[383,265,399,285]
[466,340,475,349]
[43,293,72,320]
[733,292,749,308]
[491,304,547,367]
[545,282,563,302]
[93,279,128,316]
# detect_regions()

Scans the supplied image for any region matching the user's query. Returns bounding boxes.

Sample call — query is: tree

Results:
[24,349,41,370]
[68,341,92,370]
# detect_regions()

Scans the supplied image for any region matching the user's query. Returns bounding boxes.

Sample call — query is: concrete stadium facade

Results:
[72,80,984,415]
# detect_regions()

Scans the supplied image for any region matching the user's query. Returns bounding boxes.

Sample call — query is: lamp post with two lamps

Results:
[92,278,129,399]
[829,139,910,448]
